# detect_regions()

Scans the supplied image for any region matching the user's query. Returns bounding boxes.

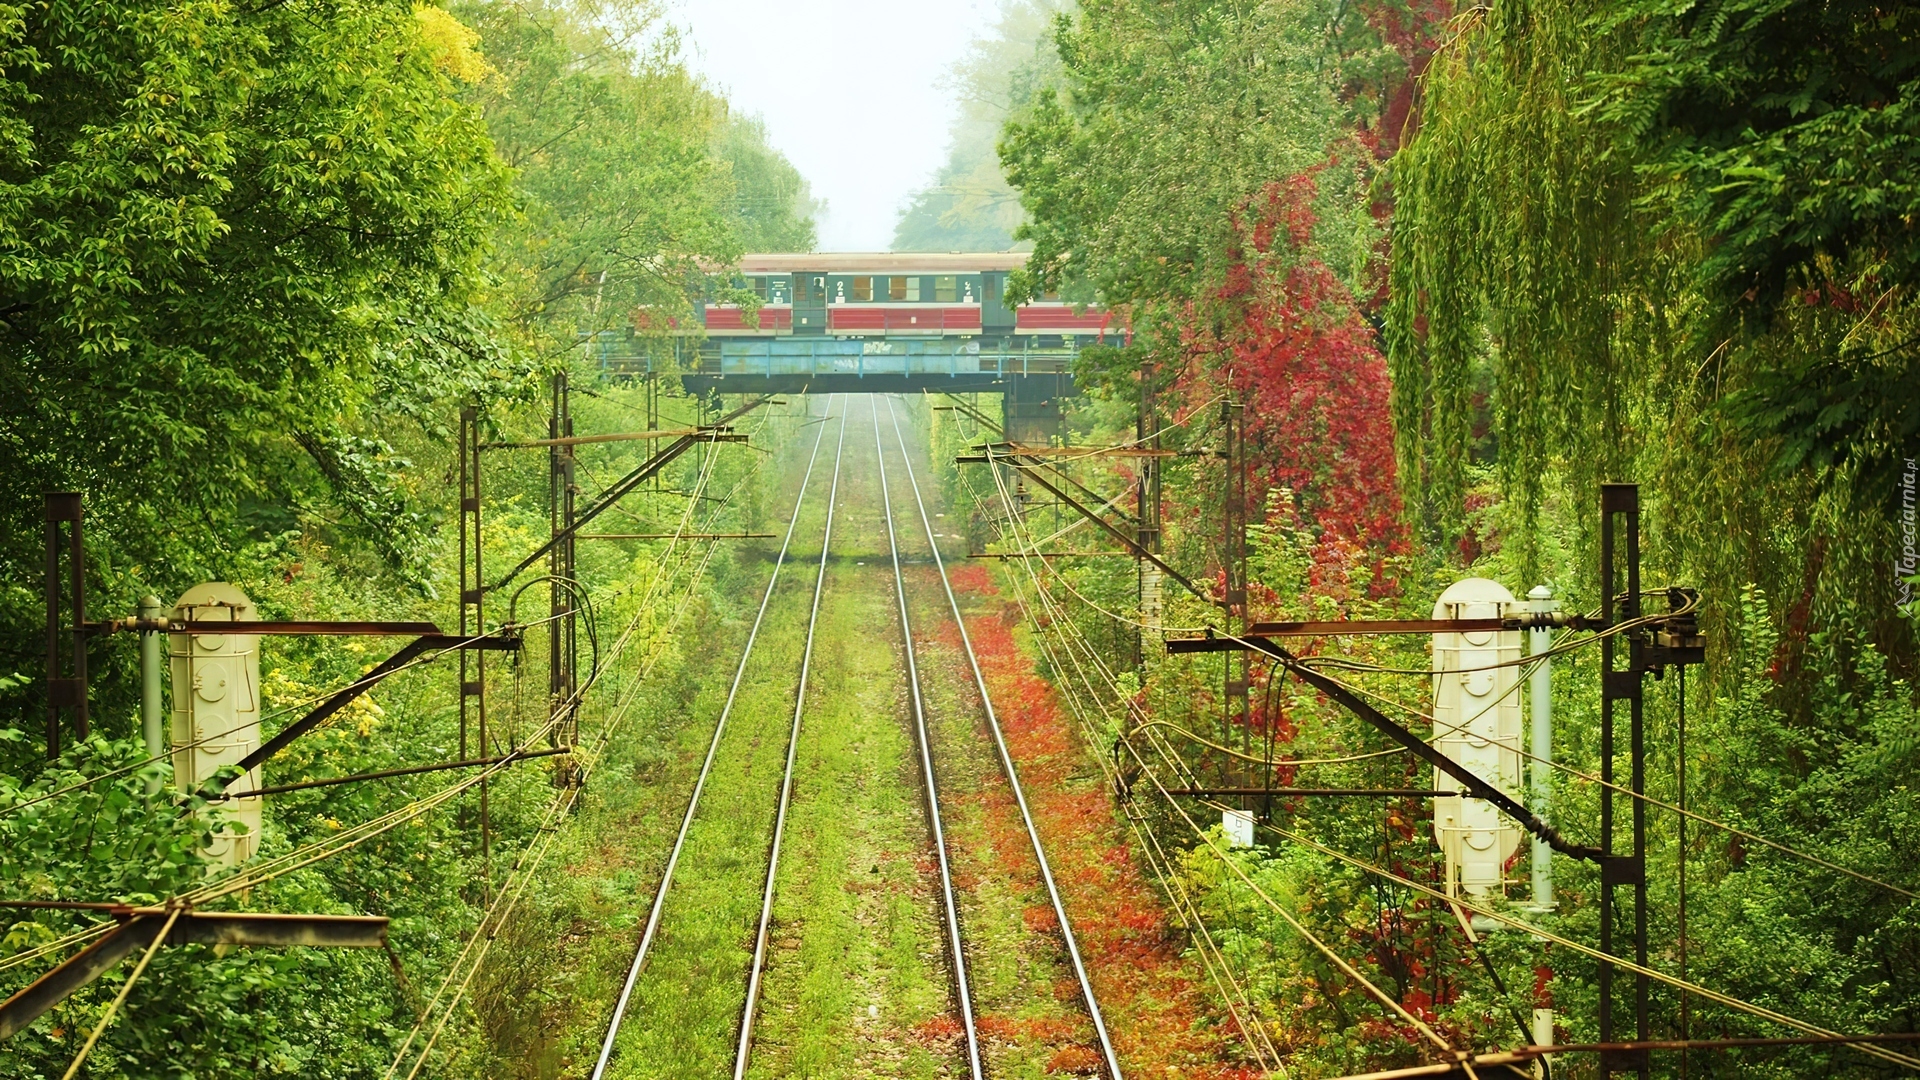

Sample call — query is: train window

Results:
[751,277,768,301]
[1042,288,1060,301]
[934,275,958,302]
[904,277,920,302]
[852,276,873,302]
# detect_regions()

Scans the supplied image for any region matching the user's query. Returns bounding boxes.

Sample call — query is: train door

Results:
[793,271,827,334]
[981,272,1016,334]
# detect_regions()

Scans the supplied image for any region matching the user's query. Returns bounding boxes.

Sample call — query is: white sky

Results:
[671,0,993,252]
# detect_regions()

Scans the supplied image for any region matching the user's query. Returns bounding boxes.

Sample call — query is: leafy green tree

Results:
[458,0,736,353]
[892,0,1063,253]
[1386,4,1920,1069]
[0,1,815,1076]
[998,0,1388,316]
[715,113,821,252]
[0,0,511,715]
[456,0,818,358]
[1386,0,1920,644]
[1594,0,1920,504]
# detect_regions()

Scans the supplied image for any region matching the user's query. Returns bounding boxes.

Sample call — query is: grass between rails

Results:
[744,402,956,1079]
[595,439,836,1079]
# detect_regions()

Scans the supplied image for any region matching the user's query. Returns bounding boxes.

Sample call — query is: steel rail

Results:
[872,397,986,1079]
[884,396,1125,1080]
[589,396,838,1080]
[732,401,847,1078]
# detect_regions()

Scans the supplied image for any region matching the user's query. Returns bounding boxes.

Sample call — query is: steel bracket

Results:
[0,909,389,1040]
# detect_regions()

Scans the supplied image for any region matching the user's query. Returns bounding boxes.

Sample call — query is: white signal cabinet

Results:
[170,582,262,866]
[1431,578,1524,896]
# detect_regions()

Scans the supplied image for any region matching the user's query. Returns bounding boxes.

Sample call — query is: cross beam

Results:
[488,394,772,592]
[988,450,1207,602]
[0,910,389,1039]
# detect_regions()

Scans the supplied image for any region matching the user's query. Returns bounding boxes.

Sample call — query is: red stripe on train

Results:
[704,306,792,331]
[828,307,982,332]
[1015,307,1112,332]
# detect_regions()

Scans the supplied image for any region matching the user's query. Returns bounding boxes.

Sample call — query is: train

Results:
[588,253,1111,441]
[698,252,1114,343]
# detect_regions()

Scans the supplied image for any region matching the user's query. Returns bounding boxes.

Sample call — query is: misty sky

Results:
[672,0,993,252]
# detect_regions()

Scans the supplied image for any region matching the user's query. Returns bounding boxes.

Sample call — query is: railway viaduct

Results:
[585,252,1116,443]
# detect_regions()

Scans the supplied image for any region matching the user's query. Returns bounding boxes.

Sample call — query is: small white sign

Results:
[1222,808,1256,848]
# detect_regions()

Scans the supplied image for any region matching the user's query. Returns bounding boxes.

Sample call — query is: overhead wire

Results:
[1238,813,1920,1072]
[1263,644,1920,902]
[967,434,1447,1062]
[392,557,730,1076]
[1293,599,1690,676]
[0,623,537,822]
[183,392,753,905]
[970,423,1918,1069]
[0,922,114,975]
[1042,546,1913,906]
[948,400,1330,1072]
[1130,719,1406,769]
[386,391,776,1078]
[1121,795,1287,1074]
[55,903,182,1080]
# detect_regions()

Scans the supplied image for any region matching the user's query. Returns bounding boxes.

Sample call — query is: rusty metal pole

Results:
[563,381,578,751]
[1598,482,1649,1078]
[548,372,580,767]
[459,409,474,764]
[1223,400,1249,774]
[1134,360,1162,671]
[458,405,490,880]
[44,493,88,758]
[140,595,164,794]
[44,498,60,760]
[67,498,86,745]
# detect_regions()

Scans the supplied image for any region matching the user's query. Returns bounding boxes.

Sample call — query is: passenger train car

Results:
[701,253,1113,343]
[589,253,1111,439]
[672,253,1116,391]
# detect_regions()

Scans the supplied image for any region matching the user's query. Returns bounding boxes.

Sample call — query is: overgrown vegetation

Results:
[6,0,1918,1076]
[979,0,1920,1075]
[0,2,814,1076]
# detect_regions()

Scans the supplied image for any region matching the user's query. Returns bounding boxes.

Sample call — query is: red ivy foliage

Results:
[939,571,1267,1080]
[1192,175,1410,594]
[1357,0,1454,162]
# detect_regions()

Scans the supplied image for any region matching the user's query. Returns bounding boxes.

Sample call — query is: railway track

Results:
[590,393,1119,1080]
[871,397,986,1080]
[882,394,1124,1080]
[731,393,987,1079]
[731,398,848,1076]
[590,396,843,1080]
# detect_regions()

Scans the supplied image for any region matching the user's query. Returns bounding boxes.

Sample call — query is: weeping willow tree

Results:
[1387,11,1920,1068]
[1388,0,1920,667]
